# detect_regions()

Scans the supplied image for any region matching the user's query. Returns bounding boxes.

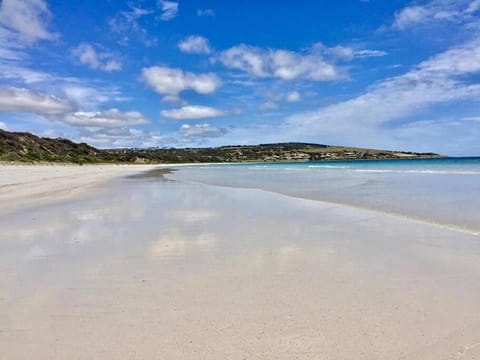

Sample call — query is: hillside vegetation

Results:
[0,129,442,164]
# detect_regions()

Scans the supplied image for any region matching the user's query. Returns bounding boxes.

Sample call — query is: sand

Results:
[0,164,166,214]
[1,165,480,359]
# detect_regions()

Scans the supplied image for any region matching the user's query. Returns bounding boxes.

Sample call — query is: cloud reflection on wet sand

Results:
[1,177,480,359]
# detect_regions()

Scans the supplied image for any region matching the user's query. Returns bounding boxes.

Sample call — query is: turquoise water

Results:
[168,158,480,234]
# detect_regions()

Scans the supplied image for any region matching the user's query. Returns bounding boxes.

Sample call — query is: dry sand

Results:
[1,165,480,359]
[0,164,163,213]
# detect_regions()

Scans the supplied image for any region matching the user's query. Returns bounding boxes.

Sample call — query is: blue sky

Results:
[0,0,479,155]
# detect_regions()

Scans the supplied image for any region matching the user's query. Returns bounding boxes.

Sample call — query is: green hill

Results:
[0,129,116,163]
[0,129,442,164]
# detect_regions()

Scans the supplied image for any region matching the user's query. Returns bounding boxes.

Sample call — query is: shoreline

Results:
[0,163,236,214]
[3,162,479,235]
[0,154,456,168]
[168,175,480,236]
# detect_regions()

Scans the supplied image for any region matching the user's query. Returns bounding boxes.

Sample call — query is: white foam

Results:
[307,165,350,169]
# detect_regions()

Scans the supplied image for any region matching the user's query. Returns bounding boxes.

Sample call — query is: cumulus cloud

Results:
[0,87,74,115]
[197,9,215,17]
[141,66,222,101]
[62,85,128,110]
[311,43,355,61]
[178,35,211,54]
[61,109,150,128]
[286,39,480,143]
[218,44,343,81]
[72,43,122,72]
[286,91,301,102]
[161,105,225,120]
[180,124,225,138]
[158,1,178,21]
[392,0,480,30]
[0,121,7,130]
[393,6,430,29]
[0,0,57,44]
[258,101,279,111]
[258,90,302,111]
[77,127,164,148]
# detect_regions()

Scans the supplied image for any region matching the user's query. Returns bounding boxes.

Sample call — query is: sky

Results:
[0,0,479,155]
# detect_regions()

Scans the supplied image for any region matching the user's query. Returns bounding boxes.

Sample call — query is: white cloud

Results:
[77,127,164,149]
[286,91,301,102]
[0,62,129,111]
[72,43,122,72]
[311,44,388,61]
[108,5,157,46]
[392,0,480,30]
[61,109,150,128]
[0,0,57,44]
[218,44,343,81]
[286,39,480,144]
[62,85,128,110]
[0,59,131,118]
[0,62,52,83]
[0,28,25,61]
[197,9,215,17]
[354,49,389,58]
[178,35,211,54]
[259,90,302,110]
[0,121,7,130]
[467,0,480,13]
[311,43,354,61]
[180,124,224,138]
[161,105,225,120]
[258,101,279,111]
[141,66,222,101]
[0,87,74,115]
[158,1,178,21]
[389,118,480,155]
[0,0,57,68]
[462,116,480,122]
[393,5,430,29]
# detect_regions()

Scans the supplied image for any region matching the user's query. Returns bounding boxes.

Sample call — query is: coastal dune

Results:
[1,165,480,359]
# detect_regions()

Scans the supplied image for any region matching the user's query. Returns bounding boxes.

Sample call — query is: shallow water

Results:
[1,172,480,359]
[167,158,480,233]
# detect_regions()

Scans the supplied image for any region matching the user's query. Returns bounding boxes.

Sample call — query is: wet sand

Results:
[1,166,480,359]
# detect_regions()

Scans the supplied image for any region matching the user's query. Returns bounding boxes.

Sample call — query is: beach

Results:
[1,163,480,359]
[0,164,164,214]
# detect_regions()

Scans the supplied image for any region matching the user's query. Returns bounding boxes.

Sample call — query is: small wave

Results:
[352,169,480,175]
[282,167,310,171]
[402,170,480,175]
[353,169,394,173]
[308,165,350,169]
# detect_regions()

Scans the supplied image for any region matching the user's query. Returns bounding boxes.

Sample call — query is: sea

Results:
[167,157,480,235]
